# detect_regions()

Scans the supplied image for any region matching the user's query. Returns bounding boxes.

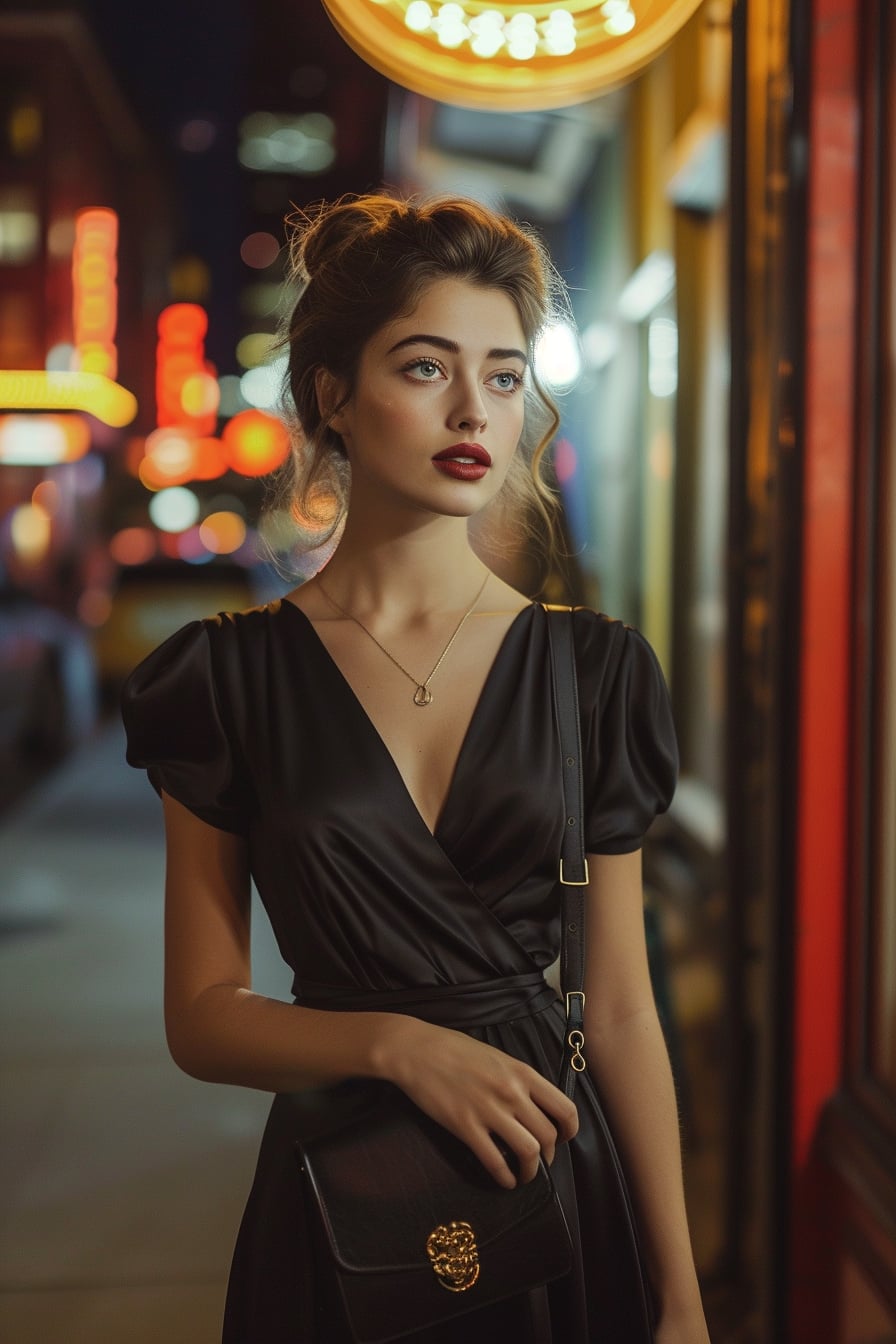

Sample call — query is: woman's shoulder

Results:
[122,599,293,708]
[554,605,672,710]
[558,604,646,666]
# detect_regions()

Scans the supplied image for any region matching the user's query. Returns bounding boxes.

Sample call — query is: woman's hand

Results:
[371,1016,578,1189]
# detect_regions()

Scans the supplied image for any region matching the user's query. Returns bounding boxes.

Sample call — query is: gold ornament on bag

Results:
[426,1220,480,1291]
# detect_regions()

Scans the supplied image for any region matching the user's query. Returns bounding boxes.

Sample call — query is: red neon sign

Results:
[155,303,217,435]
[72,208,118,380]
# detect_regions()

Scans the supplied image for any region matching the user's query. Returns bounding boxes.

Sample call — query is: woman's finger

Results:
[528,1075,579,1143]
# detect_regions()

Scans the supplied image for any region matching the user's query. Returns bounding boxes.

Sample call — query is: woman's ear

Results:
[314,367,349,433]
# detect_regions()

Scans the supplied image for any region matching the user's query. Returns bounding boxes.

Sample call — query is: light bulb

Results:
[605,11,636,34]
[405,1,433,33]
[508,35,538,59]
[471,29,505,57]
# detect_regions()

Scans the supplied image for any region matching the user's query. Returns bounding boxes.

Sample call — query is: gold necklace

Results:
[316,570,491,707]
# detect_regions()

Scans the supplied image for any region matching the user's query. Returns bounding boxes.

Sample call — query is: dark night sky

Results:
[77,0,390,369]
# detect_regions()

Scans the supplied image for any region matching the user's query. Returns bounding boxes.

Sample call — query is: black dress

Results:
[122,600,678,1344]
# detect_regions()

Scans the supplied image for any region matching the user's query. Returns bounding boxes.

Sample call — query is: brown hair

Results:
[273,193,565,567]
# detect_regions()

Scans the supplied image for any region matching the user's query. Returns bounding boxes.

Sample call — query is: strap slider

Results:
[559,858,590,886]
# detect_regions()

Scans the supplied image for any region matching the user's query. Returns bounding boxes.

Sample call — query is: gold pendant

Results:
[413,685,433,706]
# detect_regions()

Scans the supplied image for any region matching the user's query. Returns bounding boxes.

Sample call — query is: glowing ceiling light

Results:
[322,1,704,110]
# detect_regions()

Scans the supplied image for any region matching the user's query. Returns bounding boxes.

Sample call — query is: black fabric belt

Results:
[293,970,558,1029]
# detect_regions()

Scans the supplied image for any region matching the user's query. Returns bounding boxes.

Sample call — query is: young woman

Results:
[123,194,710,1343]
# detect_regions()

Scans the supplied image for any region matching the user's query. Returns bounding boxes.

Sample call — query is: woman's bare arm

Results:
[582,849,709,1341]
[161,791,577,1189]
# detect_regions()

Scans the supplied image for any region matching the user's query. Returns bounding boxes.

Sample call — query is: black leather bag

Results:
[294,1079,572,1342]
[294,608,589,1343]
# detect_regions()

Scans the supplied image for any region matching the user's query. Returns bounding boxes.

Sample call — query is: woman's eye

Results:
[492,371,524,391]
[405,358,443,379]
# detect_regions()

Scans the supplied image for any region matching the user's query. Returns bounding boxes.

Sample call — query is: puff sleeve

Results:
[121,618,250,834]
[576,612,679,855]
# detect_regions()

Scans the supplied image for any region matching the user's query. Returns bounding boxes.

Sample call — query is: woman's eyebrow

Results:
[386,333,528,364]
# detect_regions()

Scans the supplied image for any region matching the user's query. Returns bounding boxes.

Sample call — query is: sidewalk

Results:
[0,724,288,1344]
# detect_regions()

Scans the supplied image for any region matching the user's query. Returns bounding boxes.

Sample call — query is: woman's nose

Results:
[448,380,487,433]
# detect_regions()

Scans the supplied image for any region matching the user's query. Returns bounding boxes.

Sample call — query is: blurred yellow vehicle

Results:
[94,561,260,686]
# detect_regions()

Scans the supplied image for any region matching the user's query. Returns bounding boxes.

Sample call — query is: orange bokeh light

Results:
[77,587,114,627]
[181,371,220,418]
[192,436,229,480]
[72,208,118,380]
[199,510,247,555]
[156,304,217,435]
[222,409,290,477]
[109,527,157,566]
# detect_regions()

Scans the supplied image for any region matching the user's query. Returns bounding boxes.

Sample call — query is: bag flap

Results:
[296,1082,561,1277]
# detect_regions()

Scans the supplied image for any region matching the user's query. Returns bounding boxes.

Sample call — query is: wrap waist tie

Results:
[293,970,557,1030]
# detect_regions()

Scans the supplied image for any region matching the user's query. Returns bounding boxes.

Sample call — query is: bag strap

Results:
[544,605,589,1100]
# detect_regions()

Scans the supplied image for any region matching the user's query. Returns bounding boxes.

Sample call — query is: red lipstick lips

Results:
[432,443,491,482]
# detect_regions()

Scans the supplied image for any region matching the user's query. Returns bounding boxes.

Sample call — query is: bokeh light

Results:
[222,409,290,477]
[553,437,578,485]
[31,480,61,514]
[199,511,247,555]
[109,526,157,566]
[148,486,200,533]
[168,255,212,303]
[139,428,198,488]
[192,437,229,481]
[238,111,336,175]
[78,588,113,626]
[0,413,91,464]
[176,525,212,563]
[177,118,217,152]
[534,320,583,390]
[218,374,249,418]
[240,356,287,410]
[181,371,220,418]
[240,231,281,269]
[10,502,52,562]
[236,331,277,369]
[46,217,75,259]
[45,343,75,371]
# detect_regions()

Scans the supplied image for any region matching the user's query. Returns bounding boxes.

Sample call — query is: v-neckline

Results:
[277,599,536,841]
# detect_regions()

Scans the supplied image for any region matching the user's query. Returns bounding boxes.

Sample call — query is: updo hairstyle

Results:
[278,193,565,558]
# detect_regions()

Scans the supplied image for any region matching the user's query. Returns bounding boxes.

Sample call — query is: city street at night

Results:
[1,1,893,1341]
[0,726,286,1343]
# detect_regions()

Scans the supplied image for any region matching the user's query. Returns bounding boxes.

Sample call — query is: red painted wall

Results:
[790,0,859,1336]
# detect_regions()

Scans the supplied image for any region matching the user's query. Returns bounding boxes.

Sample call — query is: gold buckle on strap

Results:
[559,858,589,886]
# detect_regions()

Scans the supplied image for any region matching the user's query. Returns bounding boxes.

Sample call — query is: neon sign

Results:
[72,208,118,380]
[155,303,217,435]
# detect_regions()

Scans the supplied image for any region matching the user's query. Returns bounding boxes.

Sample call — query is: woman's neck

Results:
[317,514,487,618]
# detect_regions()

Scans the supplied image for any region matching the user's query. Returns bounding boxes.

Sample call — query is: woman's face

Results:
[326,278,528,520]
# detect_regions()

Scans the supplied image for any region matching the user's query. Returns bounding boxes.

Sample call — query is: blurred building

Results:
[0,9,172,611]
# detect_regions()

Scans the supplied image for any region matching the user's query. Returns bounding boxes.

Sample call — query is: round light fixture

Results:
[320,1,705,110]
